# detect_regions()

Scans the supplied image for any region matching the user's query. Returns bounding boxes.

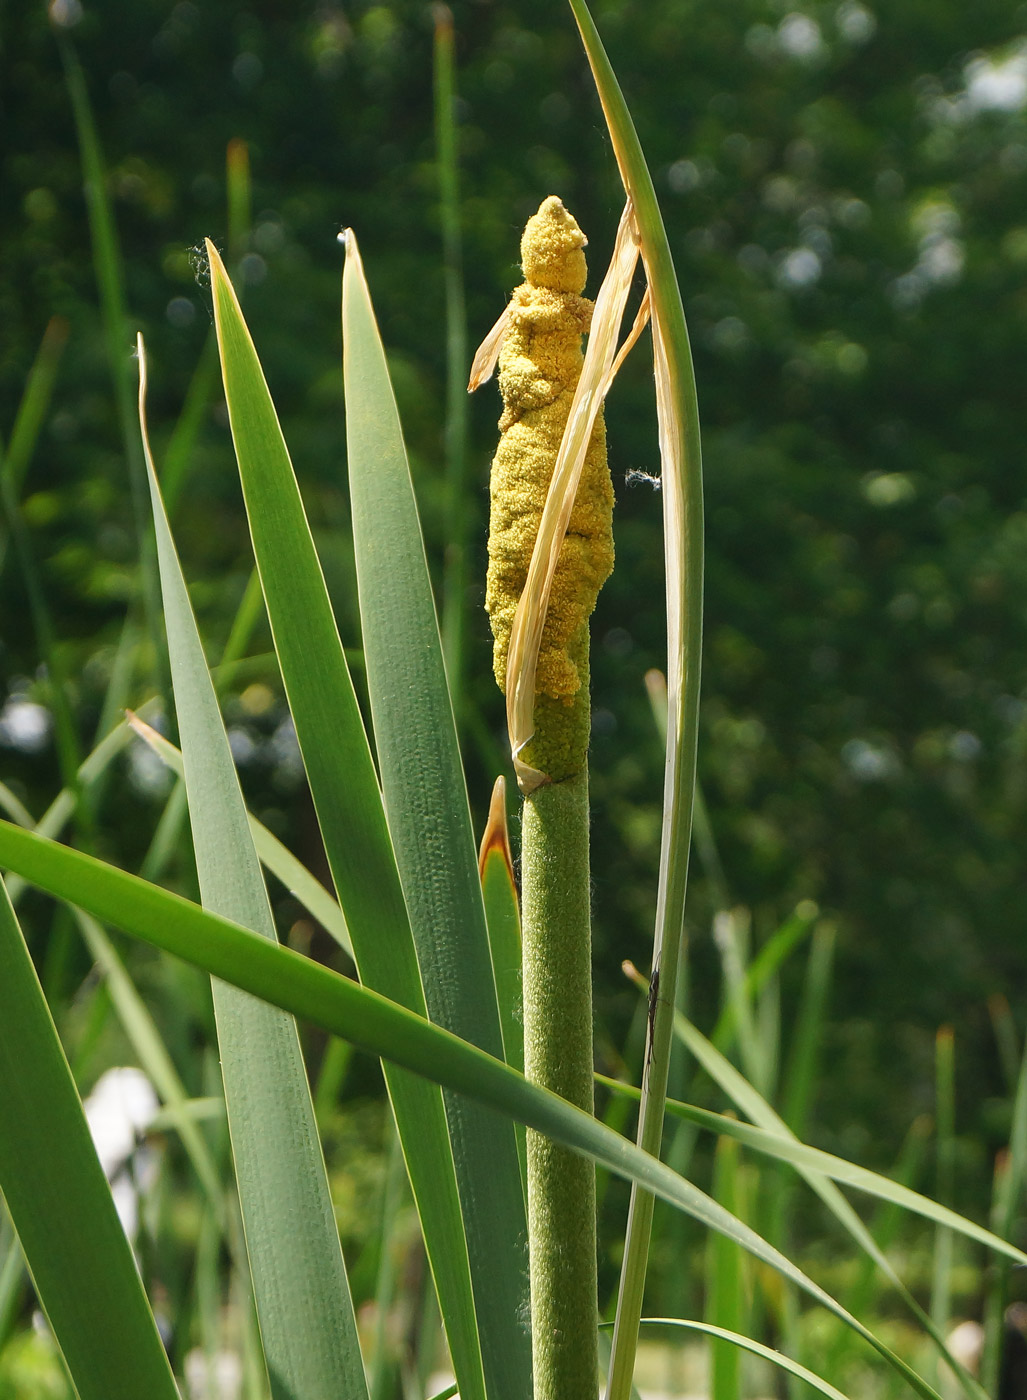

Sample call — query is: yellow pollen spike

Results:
[484,196,614,783]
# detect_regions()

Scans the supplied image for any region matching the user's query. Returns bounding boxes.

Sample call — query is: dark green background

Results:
[4,0,1027,1216]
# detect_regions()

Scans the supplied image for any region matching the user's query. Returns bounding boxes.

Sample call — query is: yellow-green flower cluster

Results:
[485,196,614,782]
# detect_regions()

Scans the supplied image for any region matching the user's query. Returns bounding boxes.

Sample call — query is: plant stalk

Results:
[521,771,598,1400]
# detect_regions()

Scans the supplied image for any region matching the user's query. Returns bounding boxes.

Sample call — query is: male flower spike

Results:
[485,196,614,784]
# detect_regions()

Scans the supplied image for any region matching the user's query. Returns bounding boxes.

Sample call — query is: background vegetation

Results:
[3,0,1027,1389]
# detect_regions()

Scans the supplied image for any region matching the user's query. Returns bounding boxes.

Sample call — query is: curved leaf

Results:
[597,1075,1027,1268]
[0,819,960,1400]
[625,1319,852,1400]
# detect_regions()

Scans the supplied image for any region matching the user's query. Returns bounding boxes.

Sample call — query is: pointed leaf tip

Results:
[478,776,516,895]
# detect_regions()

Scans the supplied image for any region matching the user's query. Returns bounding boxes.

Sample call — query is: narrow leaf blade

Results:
[0,876,180,1400]
[343,232,530,1400]
[139,339,367,1400]
[205,243,485,1400]
[564,7,705,1393]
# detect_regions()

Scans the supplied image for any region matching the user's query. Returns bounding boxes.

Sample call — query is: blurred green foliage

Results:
[4,0,1027,1247]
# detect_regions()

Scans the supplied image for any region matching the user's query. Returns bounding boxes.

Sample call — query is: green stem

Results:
[521,771,598,1400]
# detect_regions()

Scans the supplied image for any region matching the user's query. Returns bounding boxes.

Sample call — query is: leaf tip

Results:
[135,330,147,388]
[621,959,646,993]
[125,709,156,746]
[468,304,511,392]
[478,776,517,896]
[203,236,224,276]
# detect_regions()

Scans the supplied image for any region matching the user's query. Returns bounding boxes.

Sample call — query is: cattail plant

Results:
[2,6,1027,1400]
[475,192,621,1400]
